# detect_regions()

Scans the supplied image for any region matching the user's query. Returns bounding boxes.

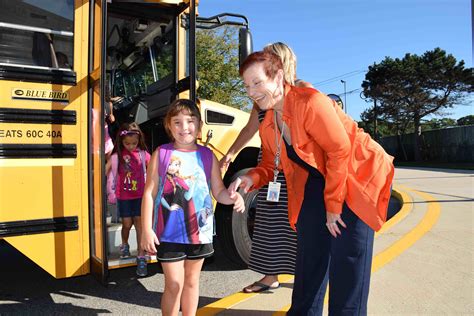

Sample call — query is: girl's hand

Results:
[228,175,253,198]
[326,212,347,238]
[232,192,245,213]
[141,229,159,254]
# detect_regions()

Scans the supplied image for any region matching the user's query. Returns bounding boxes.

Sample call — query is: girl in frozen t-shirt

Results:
[141,99,245,316]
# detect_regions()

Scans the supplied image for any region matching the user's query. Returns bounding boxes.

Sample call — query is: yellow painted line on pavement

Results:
[372,189,441,272]
[195,292,256,316]
[196,274,294,316]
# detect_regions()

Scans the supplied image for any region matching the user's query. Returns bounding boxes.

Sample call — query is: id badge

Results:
[266,181,281,202]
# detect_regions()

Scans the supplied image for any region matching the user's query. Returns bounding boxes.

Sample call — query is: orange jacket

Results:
[247,85,394,231]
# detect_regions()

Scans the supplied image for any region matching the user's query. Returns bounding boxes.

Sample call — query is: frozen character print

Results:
[159,156,199,243]
[122,154,133,191]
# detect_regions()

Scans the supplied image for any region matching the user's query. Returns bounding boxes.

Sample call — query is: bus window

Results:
[0,0,74,72]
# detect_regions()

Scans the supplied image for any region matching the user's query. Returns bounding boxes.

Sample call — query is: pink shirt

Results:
[116,149,150,200]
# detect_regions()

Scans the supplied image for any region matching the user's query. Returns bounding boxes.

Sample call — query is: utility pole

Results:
[340,80,347,113]
[373,99,378,141]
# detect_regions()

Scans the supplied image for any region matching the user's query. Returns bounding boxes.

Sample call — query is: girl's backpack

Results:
[106,150,147,204]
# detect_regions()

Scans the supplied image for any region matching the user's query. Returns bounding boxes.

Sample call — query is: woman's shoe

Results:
[243,281,280,293]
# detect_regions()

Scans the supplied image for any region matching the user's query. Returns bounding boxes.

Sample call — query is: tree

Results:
[196,27,249,110]
[457,115,474,126]
[362,48,473,161]
[359,108,393,138]
[422,118,457,130]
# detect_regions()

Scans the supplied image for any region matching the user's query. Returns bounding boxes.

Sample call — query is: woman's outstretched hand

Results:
[326,212,347,238]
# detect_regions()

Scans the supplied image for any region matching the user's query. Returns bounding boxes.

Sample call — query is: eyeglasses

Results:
[119,130,140,137]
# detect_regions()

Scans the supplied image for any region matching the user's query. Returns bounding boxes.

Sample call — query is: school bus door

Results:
[90,0,187,282]
[89,0,109,284]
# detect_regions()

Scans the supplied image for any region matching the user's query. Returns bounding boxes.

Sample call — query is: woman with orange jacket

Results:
[228,51,394,315]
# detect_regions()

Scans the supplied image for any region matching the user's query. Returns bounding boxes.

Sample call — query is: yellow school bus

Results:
[0,0,260,282]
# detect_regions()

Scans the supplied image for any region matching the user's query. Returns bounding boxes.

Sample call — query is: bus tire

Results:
[215,169,257,268]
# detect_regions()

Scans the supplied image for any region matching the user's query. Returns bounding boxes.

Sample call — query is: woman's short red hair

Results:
[239,51,283,79]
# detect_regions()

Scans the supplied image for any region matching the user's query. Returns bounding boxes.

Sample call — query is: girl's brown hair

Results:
[164,99,201,141]
[114,122,147,165]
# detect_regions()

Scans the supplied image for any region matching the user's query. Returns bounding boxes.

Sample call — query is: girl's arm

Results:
[210,154,245,212]
[106,153,118,203]
[219,106,260,171]
[105,157,112,175]
[141,149,160,254]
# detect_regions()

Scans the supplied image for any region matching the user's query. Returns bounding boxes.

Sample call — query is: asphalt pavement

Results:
[0,236,259,314]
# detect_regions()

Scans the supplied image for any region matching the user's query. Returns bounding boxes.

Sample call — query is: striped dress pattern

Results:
[247,110,298,275]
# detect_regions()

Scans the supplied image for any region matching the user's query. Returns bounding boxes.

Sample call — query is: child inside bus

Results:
[107,122,150,277]
[104,99,116,175]
[141,99,245,315]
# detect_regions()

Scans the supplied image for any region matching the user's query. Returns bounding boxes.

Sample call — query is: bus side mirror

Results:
[238,28,253,67]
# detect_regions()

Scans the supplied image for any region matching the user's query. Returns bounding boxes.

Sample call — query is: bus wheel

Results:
[215,169,257,267]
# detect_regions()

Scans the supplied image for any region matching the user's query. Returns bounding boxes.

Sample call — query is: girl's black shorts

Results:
[157,242,214,262]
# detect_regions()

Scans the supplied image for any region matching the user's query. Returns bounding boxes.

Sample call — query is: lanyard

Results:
[273,111,285,182]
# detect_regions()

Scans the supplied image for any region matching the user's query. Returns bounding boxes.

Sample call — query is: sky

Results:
[199,0,472,121]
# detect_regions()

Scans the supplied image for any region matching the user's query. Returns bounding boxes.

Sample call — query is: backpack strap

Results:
[197,144,213,184]
[196,145,215,236]
[158,143,174,181]
[111,153,118,190]
[152,143,174,233]
[139,149,147,182]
